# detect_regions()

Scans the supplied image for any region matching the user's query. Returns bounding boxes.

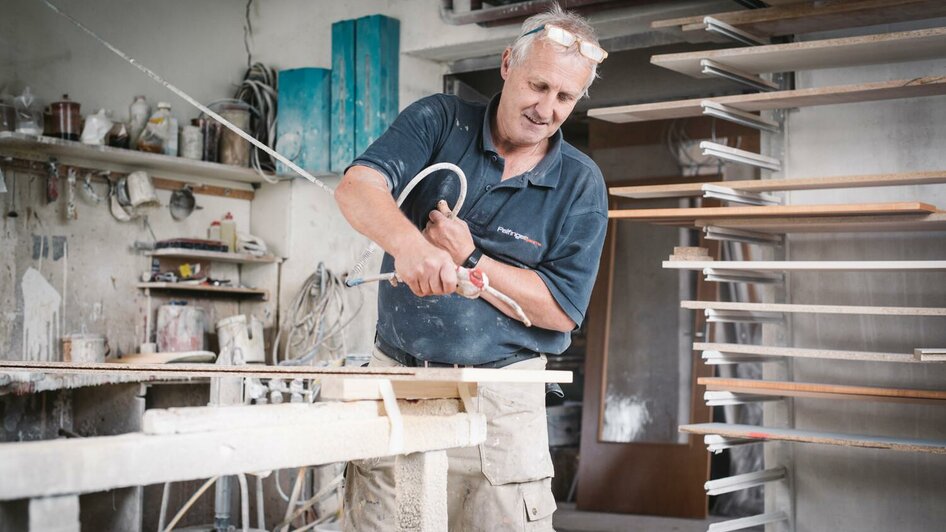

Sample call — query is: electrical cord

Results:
[273,263,363,366]
[234,63,279,182]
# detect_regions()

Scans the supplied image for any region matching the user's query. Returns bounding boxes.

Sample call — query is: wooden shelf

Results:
[0,132,334,186]
[610,202,939,223]
[651,27,946,78]
[147,248,279,264]
[695,212,946,234]
[680,423,946,455]
[695,342,925,363]
[652,0,946,38]
[588,76,946,124]
[681,300,946,317]
[0,371,202,396]
[137,282,268,299]
[665,260,946,271]
[609,171,946,199]
[700,377,946,405]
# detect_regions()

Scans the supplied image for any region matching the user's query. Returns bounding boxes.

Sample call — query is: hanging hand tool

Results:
[46,159,60,204]
[347,266,532,327]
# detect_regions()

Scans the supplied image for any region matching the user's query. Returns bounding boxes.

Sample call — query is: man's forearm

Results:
[475,255,575,332]
[335,166,424,257]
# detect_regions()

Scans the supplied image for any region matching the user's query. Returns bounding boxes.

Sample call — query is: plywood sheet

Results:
[589,77,946,123]
[0,360,573,384]
[695,212,946,233]
[666,260,946,271]
[610,201,939,222]
[680,422,946,454]
[651,27,946,77]
[694,342,921,363]
[681,300,946,316]
[700,377,946,404]
[656,1,946,38]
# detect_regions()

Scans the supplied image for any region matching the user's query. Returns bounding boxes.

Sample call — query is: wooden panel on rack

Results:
[652,1,946,38]
[609,170,946,199]
[610,202,938,222]
[588,76,946,123]
[665,260,946,271]
[694,342,923,363]
[651,27,946,78]
[680,423,946,454]
[696,212,946,233]
[681,300,946,316]
[700,377,946,405]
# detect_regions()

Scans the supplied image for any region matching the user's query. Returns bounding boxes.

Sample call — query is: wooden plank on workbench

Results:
[681,300,946,316]
[609,202,938,221]
[588,76,946,123]
[679,422,946,454]
[660,0,946,38]
[0,360,573,384]
[320,379,477,401]
[700,377,946,405]
[694,342,922,363]
[651,27,946,78]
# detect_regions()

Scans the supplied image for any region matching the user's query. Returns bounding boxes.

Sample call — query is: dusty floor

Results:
[553,503,728,532]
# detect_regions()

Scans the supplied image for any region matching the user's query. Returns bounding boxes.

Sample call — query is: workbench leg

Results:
[394,450,448,532]
[29,495,79,532]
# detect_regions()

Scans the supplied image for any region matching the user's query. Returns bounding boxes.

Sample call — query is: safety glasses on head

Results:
[522,24,608,64]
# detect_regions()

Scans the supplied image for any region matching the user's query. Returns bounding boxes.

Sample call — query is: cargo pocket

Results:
[522,480,557,527]
[478,379,554,486]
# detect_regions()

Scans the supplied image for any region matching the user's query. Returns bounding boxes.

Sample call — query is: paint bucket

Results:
[62,333,109,363]
[216,314,265,364]
[156,304,206,353]
[126,170,159,209]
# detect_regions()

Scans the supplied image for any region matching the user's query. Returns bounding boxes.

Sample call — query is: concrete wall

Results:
[766,21,946,532]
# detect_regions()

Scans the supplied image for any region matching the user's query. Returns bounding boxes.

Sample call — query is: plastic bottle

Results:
[137,102,173,153]
[220,212,236,252]
[208,220,221,242]
[129,96,150,146]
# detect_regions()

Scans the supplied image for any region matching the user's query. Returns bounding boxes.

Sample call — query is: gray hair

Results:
[508,3,601,97]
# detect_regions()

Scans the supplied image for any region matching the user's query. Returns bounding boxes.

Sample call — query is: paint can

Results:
[62,333,109,363]
[216,314,265,364]
[156,304,206,353]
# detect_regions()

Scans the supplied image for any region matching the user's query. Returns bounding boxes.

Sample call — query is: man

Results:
[335,4,608,530]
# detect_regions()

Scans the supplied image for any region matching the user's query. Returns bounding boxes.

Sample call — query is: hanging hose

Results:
[346,162,468,281]
[234,62,279,179]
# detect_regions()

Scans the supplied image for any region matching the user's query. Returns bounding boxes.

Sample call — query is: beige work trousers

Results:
[342,347,557,531]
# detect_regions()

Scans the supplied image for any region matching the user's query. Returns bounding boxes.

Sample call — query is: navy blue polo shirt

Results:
[350,93,607,365]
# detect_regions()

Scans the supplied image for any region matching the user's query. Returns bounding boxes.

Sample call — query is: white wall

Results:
[766,20,946,532]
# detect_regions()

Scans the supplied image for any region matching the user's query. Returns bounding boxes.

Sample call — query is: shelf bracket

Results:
[703,267,784,284]
[704,226,783,247]
[701,183,782,206]
[701,350,781,365]
[701,59,778,92]
[704,434,759,453]
[700,141,782,171]
[704,390,783,406]
[701,101,781,133]
[705,308,784,324]
[705,466,787,496]
[703,16,769,46]
[708,511,788,532]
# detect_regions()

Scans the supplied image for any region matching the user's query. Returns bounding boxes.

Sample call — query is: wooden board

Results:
[320,379,478,401]
[651,27,946,78]
[147,248,279,264]
[665,260,946,271]
[0,401,486,500]
[679,423,946,454]
[653,0,946,38]
[610,202,939,222]
[700,377,946,405]
[695,212,946,233]
[681,300,946,316]
[137,282,269,298]
[589,76,946,123]
[695,342,922,363]
[0,360,573,384]
[609,170,946,199]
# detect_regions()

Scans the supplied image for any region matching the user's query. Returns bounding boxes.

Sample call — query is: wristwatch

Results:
[462,247,483,269]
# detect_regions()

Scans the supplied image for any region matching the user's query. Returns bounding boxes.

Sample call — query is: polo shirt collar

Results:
[481,94,563,189]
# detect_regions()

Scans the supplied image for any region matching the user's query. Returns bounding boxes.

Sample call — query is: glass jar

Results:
[49,94,81,141]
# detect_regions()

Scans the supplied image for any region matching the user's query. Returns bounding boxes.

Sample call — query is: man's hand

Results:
[423,200,475,265]
[394,238,458,297]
